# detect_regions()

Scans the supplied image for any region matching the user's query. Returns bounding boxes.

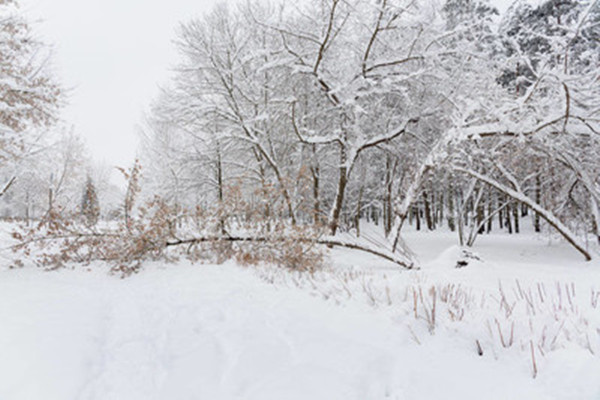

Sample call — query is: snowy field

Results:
[0,225,599,400]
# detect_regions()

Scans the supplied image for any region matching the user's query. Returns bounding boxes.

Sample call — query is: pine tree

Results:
[81,177,100,227]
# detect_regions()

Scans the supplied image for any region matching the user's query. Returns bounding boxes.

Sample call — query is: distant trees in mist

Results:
[0,1,121,222]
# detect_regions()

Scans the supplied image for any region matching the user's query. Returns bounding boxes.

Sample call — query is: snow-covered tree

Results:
[0,0,61,149]
[0,0,62,216]
[28,0,594,273]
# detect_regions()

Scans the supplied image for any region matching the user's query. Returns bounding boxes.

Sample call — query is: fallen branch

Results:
[0,176,16,198]
[455,167,593,261]
[166,235,416,269]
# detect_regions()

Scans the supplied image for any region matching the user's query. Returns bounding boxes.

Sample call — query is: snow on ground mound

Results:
[0,231,599,399]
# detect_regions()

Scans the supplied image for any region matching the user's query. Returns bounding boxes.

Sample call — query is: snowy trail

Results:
[1,223,600,400]
[2,257,596,400]
[0,264,405,400]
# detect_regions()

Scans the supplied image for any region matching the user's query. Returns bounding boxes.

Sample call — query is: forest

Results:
[1,0,599,398]
[1,0,598,271]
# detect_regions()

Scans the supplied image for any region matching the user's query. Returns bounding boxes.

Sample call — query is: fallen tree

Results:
[166,235,416,269]
[11,193,416,276]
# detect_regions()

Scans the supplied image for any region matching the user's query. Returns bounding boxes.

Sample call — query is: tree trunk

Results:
[437,189,444,228]
[477,199,485,234]
[457,168,592,261]
[356,191,363,237]
[328,144,348,235]
[534,176,541,233]
[513,202,520,234]
[25,191,30,226]
[216,143,226,234]
[499,194,504,230]
[447,183,455,231]
[392,164,431,251]
[423,190,434,230]
[486,191,493,233]
[591,200,600,246]
[311,144,321,225]
[383,155,394,237]
[505,202,513,234]
[456,195,465,246]
[414,206,421,231]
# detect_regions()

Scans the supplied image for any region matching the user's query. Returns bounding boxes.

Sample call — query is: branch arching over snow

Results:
[166,235,416,269]
[455,167,593,261]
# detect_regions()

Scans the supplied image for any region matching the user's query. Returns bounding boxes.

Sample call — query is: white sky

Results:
[21,0,219,170]
[20,0,513,171]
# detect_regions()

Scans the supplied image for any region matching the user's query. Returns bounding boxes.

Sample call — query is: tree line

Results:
[0,0,123,223]
[4,0,600,273]
[140,0,600,262]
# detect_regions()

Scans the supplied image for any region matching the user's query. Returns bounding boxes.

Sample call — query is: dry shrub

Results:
[233,224,325,272]
[12,197,178,276]
[11,166,325,276]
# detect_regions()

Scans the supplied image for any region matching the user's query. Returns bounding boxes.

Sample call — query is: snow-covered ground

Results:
[1,225,599,399]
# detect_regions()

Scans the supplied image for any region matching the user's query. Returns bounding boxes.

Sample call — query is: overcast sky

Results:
[21,0,219,170]
[21,0,514,171]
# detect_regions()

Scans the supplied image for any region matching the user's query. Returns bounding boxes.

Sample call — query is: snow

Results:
[0,225,599,399]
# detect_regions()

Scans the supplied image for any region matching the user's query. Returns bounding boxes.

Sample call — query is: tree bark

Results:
[311,144,321,225]
[534,176,541,233]
[328,144,348,235]
[423,190,434,230]
[513,202,520,234]
[355,182,364,237]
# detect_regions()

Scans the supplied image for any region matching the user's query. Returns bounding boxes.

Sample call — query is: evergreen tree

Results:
[81,177,100,226]
[498,0,599,92]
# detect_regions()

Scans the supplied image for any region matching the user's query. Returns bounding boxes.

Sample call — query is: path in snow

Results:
[2,260,594,400]
[1,227,599,399]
